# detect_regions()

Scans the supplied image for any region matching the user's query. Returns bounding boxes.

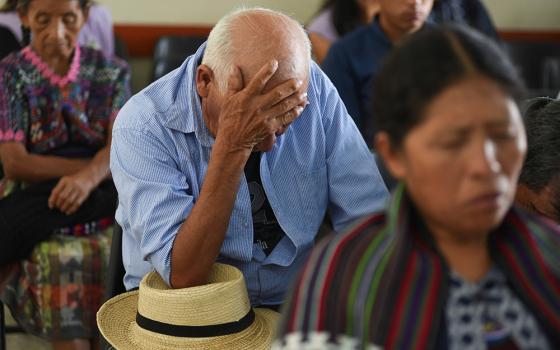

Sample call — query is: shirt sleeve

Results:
[321,42,363,131]
[0,60,26,144]
[110,122,193,286]
[312,63,389,232]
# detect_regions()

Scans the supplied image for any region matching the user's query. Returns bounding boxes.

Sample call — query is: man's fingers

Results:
[273,105,305,129]
[258,78,303,111]
[245,60,279,94]
[264,92,307,121]
[226,65,244,94]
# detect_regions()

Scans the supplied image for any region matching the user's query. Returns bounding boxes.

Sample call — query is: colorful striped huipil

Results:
[275,184,560,349]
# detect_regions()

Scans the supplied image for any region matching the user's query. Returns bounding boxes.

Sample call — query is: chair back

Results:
[152,35,207,81]
[506,40,560,93]
[104,223,126,301]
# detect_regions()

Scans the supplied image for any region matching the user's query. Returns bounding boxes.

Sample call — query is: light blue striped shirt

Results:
[110,43,389,306]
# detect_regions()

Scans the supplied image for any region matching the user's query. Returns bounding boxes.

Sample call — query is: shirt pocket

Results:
[294,165,328,232]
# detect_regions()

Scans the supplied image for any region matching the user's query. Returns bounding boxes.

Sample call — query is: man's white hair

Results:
[202,7,311,92]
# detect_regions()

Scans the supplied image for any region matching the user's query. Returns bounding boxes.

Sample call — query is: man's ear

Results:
[196,64,214,98]
[374,132,406,180]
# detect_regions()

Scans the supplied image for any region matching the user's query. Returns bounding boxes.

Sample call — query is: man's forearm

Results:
[170,139,250,288]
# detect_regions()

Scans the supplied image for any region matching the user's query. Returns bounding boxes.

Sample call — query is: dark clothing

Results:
[429,0,499,41]
[322,19,392,145]
[0,25,20,60]
[0,179,117,265]
[244,152,286,256]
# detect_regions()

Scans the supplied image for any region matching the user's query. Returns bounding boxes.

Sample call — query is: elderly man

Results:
[110,8,388,308]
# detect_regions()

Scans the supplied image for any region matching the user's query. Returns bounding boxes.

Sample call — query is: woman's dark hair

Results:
[519,97,560,194]
[373,25,525,147]
[318,0,366,37]
[16,0,91,12]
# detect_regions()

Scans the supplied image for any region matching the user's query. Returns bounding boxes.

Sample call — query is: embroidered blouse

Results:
[0,46,130,155]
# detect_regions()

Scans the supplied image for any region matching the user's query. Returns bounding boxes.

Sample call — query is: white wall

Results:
[484,0,560,30]
[98,0,560,30]
[97,0,323,26]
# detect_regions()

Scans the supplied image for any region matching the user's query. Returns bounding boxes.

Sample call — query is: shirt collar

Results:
[370,16,394,47]
[163,42,215,147]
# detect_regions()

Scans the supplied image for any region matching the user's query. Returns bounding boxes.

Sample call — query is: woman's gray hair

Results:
[202,7,311,92]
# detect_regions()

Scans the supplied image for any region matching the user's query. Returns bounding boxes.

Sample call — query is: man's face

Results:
[201,60,309,152]
[379,0,434,34]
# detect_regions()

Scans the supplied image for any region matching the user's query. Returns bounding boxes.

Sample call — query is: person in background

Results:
[516,97,560,222]
[0,25,19,58]
[429,0,499,41]
[0,0,22,57]
[0,0,130,348]
[306,0,380,64]
[322,0,434,145]
[0,0,114,59]
[110,7,388,312]
[276,25,559,349]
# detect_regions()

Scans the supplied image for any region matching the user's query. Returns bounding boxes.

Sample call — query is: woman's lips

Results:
[468,192,504,211]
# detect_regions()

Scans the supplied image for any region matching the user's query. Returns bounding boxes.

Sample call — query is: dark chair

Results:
[0,26,21,61]
[0,301,5,350]
[1,266,25,350]
[114,35,129,62]
[152,35,207,81]
[100,222,125,350]
[104,223,126,301]
[505,40,560,94]
[543,57,560,92]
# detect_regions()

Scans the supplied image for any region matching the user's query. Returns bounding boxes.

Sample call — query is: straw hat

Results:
[97,263,279,349]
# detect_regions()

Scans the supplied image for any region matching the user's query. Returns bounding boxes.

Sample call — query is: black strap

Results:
[136,308,255,337]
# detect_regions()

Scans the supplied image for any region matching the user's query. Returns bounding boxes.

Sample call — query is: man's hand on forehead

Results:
[215,60,308,152]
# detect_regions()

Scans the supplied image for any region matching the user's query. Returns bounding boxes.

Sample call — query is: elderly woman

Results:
[0,0,129,349]
[275,26,559,349]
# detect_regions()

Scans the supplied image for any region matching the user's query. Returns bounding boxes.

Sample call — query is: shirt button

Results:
[243,222,248,228]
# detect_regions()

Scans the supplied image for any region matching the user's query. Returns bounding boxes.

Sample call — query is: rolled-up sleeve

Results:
[110,126,193,285]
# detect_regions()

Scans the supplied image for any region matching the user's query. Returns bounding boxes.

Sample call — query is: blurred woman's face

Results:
[19,0,86,61]
[381,75,526,239]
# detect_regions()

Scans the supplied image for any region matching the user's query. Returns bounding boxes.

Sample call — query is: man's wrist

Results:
[212,137,252,165]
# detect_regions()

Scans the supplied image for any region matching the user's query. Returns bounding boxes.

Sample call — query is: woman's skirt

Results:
[1,225,113,340]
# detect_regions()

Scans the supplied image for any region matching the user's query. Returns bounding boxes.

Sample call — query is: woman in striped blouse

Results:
[275,25,560,350]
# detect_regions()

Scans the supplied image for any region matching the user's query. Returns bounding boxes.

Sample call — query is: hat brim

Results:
[97,291,279,350]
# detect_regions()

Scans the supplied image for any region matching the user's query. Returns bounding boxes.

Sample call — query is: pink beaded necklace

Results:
[21,45,81,88]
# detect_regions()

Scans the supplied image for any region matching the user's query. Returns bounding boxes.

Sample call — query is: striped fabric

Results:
[110,42,389,305]
[275,184,560,349]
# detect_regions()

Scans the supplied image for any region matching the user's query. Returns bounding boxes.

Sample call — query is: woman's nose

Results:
[471,139,501,177]
[47,19,66,41]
